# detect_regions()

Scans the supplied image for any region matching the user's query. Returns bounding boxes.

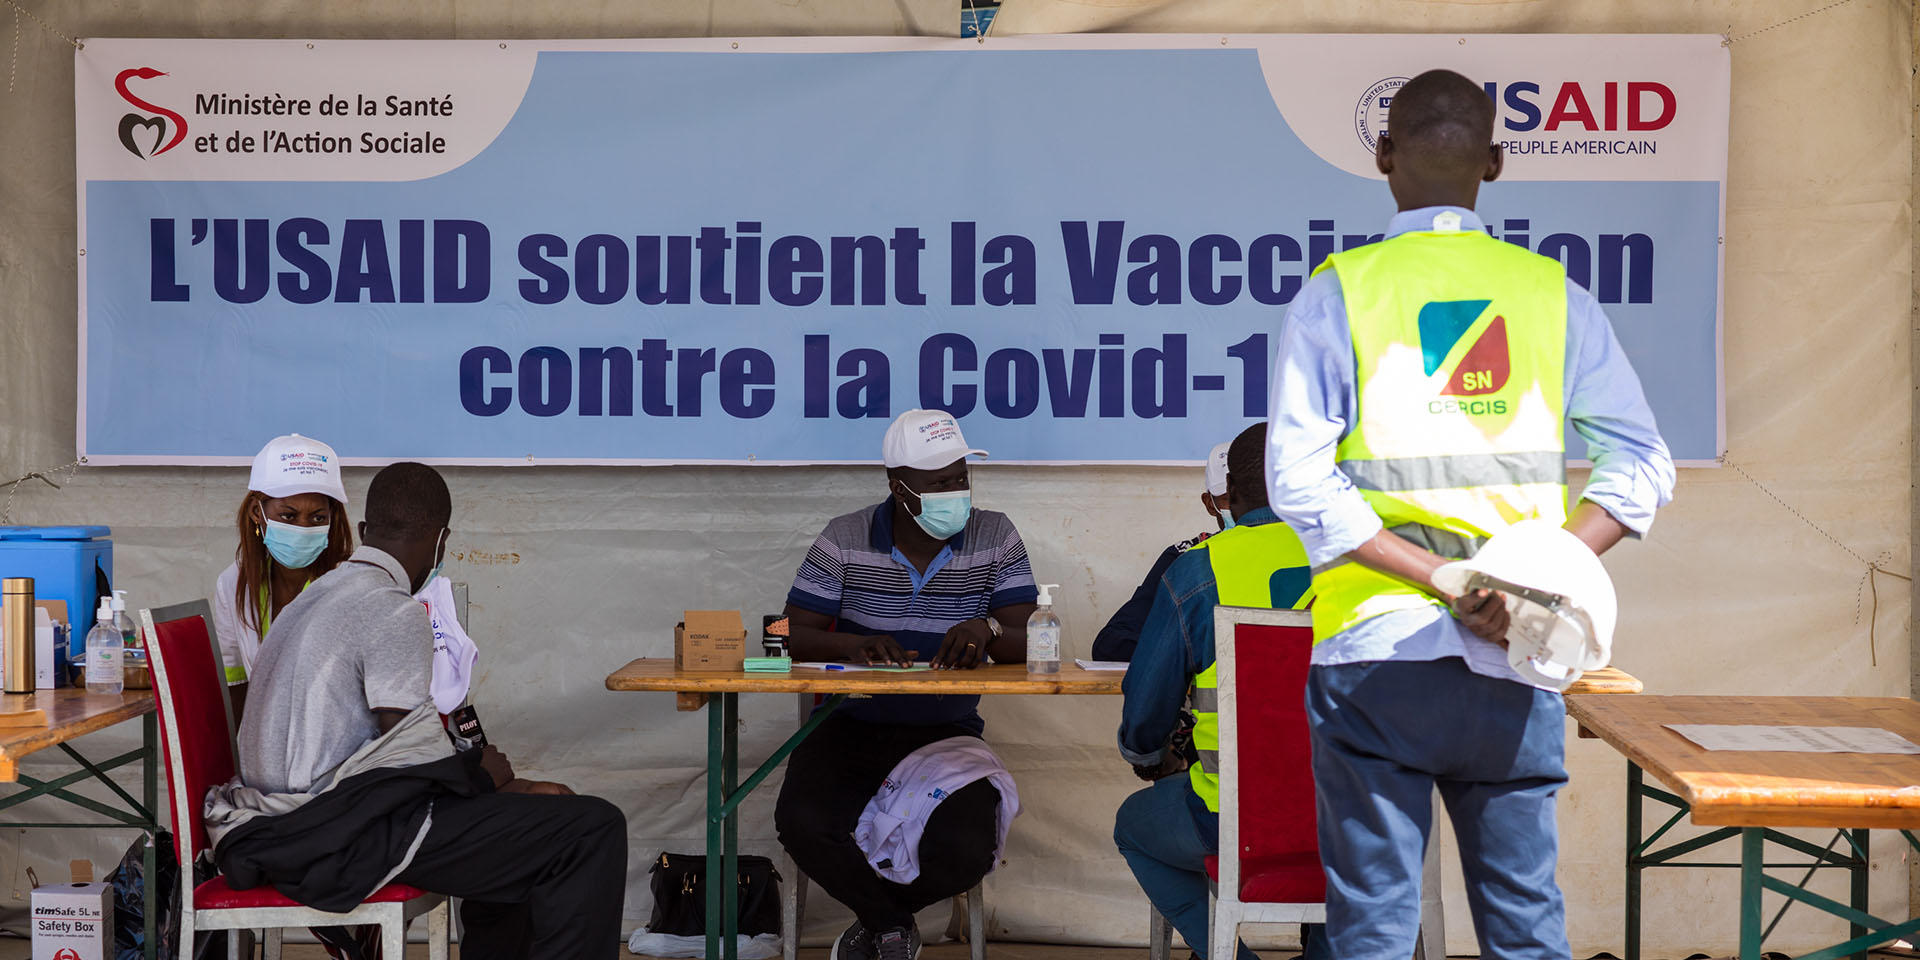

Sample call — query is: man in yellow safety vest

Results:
[1114,422,1327,960]
[1265,69,1674,960]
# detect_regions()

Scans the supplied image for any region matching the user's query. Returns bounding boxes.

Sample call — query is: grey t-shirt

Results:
[237,545,434,796]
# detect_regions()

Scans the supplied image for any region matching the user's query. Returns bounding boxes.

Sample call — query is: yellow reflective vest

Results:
[1308,226,1571,644]
[1188,520,1311,812]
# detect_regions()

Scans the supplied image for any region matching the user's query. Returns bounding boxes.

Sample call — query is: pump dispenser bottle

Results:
[1026,583,1061,675]
[85,598,123,694]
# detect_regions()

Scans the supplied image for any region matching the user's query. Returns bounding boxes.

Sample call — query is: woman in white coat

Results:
[211,434,352,717]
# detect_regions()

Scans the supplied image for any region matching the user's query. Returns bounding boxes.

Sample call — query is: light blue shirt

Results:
[1265,205,1676,684]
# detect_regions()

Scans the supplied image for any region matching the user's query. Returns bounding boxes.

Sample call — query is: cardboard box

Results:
[675,610,747,672]
[34,601,67,691]
[32,881,112,960]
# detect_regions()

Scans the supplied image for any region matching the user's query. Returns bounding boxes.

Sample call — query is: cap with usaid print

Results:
[247,433,347,504]
[881,409,988,471]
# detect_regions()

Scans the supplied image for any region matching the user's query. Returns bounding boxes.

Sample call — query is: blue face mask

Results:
[415,529,448,594]
[262,518,330,569]
[907,489,972,540]
[1220,511,1237,531]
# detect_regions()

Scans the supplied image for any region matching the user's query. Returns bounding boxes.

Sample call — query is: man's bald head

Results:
[1377,69,1502,209]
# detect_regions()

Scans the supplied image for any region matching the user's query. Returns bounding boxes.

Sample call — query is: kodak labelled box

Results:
[675,609,746,672]
[33,881,112,960]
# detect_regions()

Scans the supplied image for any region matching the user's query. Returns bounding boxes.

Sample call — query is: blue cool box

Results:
[0,526,113,655]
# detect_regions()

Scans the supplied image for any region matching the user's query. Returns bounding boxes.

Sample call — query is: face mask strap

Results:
[892,479,924,515]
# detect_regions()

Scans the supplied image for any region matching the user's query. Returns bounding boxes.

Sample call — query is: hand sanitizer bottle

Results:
[85,598,123,694]
[1026,584,1061,675]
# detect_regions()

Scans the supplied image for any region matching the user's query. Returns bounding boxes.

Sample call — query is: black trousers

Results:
[394,791,628,960]
[774,714,1001,931]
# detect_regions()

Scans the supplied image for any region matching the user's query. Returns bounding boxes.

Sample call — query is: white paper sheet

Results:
[1665,724,1920,754]
[792,662,931,672]
[1074,659,1129,672]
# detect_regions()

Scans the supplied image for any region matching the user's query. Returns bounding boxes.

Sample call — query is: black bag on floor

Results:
[647,851,783,937]
[107,831,218,960]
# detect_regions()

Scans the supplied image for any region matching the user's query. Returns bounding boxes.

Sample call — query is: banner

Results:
[76,35,1728,465]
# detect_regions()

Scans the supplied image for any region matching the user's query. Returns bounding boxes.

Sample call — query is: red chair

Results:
[141,599,450,960]
[1205,605,1324,960]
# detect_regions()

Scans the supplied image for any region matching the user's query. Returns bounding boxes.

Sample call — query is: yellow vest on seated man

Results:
[1187,520,1312,812]
[1308,227,1571,644]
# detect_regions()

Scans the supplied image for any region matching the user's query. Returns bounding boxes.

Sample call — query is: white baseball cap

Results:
[1430,519,1616,691]
[1204,441,1232,497]
[881,409,987,471]
[248,434,348,505]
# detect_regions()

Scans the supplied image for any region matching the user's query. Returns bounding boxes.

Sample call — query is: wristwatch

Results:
[979,616,1003,639]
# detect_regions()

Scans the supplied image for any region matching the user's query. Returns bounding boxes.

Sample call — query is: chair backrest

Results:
[1212,605,1319,900]
[141,600,237,869]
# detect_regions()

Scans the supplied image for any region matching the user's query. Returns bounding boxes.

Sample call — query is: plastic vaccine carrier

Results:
[1026,583,1061,675]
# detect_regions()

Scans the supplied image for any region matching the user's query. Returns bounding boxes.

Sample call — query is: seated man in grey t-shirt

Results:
[225,462,628,960]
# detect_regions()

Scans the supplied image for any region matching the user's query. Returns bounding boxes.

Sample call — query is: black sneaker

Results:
[830,922,877,960]
[873,925,921,960]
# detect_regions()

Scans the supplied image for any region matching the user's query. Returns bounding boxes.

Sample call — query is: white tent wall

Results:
[0,0,1908,957]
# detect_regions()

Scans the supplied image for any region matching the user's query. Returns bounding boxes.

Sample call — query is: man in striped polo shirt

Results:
[775,409,1039,960]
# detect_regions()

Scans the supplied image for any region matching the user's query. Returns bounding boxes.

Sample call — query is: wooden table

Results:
[1567,695,1920,960]
[0,688,161,958]
[607,660,1122,960]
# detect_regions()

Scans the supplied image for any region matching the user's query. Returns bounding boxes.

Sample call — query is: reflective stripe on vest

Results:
[1310,523,1489,576]
[1308,228,1570,644]
[1187,522,1311,812]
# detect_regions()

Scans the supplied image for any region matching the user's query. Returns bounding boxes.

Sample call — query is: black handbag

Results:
[647,851,784,937]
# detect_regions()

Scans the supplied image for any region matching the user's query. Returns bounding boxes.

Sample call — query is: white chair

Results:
[144,599,451,959]
[781,693,986,960]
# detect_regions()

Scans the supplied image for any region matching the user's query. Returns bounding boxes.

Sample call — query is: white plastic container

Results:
[1026,583,1061,675]
[84,599,123,694]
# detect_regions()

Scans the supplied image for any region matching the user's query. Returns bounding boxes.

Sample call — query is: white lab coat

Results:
[854,736,1020,884]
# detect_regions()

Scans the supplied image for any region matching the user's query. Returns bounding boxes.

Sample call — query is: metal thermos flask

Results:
[1,578,35,695]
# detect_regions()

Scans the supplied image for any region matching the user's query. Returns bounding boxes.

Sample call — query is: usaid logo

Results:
[1353,76,1407,152]
[1483,80,1676,133]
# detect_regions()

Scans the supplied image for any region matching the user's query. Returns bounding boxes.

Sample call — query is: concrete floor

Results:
[0,941,1134,959]
[0,941,1913,959]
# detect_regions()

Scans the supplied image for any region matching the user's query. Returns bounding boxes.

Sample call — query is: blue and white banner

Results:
[76,35,1727,465]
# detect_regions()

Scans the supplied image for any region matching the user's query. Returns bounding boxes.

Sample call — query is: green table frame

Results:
[702,692,848,960]
[1624,761,1920,960]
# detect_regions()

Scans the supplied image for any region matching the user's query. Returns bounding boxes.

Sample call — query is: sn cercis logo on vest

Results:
[1419,299,1512,415]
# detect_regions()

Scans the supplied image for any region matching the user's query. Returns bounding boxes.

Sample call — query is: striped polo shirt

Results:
[787,501,1039,730]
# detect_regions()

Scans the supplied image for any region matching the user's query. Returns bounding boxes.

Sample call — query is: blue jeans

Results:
[1114,775,1330,960]
[1306,657,1570,960]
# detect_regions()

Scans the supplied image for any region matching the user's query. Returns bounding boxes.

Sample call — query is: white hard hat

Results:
[1430,519,1616,691]
[248,434,348,505]
[881,409,987,471]
[1204,441,1231,498]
